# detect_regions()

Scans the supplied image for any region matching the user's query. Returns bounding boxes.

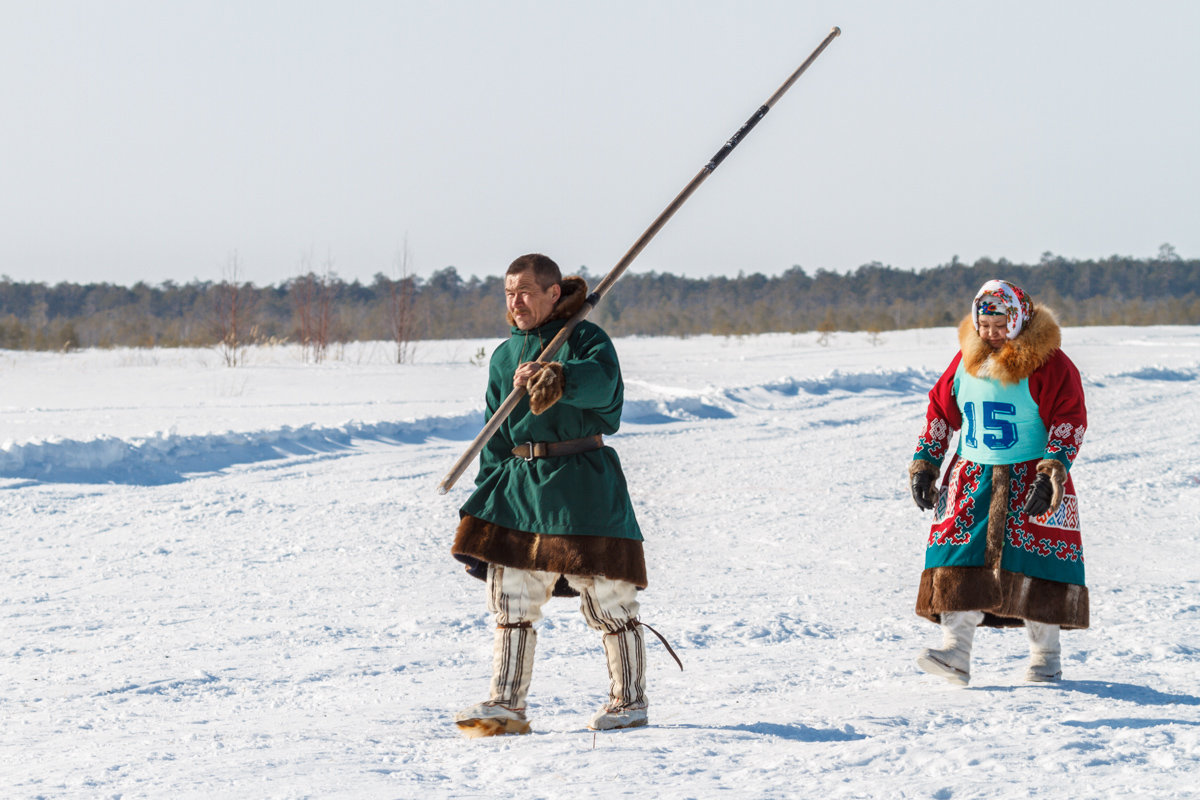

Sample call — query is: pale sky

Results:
[2,1,1197,287]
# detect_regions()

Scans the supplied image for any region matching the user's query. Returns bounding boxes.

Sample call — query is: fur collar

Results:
[506,275,589,328]
[958,304,1061,384]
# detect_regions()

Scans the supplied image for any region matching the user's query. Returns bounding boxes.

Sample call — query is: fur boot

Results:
[917,610,984,685]
[1024,620,1062,682]
[589,623,648,731]
[454,623,536,737]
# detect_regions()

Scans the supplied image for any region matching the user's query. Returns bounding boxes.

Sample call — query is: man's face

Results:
[505,270,561,330]
[977,315,1008,350]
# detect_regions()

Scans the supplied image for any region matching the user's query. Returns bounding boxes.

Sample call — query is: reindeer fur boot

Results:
[917,610,984,685]
[454,623,536,737]
[1024,620,1063,682]
[589,622,648,731]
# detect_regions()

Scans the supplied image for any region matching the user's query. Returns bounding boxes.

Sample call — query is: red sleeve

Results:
[1028,349,1087,471]
[913,352,963,468]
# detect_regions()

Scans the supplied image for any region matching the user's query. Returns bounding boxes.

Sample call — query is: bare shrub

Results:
[292,255,337,364]
[388,241,418,364]
[212,253,257,366]
[816,308,836,347]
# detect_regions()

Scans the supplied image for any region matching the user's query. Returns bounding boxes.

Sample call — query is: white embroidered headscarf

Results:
[972,279,1033,340]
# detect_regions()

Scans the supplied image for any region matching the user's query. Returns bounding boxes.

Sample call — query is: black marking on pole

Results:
[585,292,600,308]
[705,105,770,172]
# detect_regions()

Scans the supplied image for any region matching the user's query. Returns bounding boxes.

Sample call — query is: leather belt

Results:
[512,435,604,461]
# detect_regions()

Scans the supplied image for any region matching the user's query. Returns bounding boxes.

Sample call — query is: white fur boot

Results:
[1024,620,1062,682]
[588,623,648,731]
[917,610,984,685]
[454,623,536,737]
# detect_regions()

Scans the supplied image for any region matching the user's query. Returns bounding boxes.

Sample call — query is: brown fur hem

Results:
[915,566,1089,629]
[452,515,648,594]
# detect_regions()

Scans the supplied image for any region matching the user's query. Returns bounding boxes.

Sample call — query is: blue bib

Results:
[953,362,1047,464]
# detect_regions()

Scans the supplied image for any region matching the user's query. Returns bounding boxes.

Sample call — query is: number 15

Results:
[963,401,1019,450]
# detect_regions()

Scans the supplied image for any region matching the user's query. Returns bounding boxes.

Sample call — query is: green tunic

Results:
[459,318,643,541]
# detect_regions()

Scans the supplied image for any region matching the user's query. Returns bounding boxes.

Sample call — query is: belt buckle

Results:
[522,441,535,462]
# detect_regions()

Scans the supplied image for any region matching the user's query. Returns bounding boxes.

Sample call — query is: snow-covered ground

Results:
[3,326,1199,799]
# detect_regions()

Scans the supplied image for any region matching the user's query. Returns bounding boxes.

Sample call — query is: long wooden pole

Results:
[437,26,841,494]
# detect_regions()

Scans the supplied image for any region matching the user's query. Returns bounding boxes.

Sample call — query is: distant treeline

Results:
[1,248,1197,353]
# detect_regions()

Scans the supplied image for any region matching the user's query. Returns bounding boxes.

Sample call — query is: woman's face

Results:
[977,315,1008,350]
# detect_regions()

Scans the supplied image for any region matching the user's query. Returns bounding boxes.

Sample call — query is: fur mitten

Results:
[1025,459,1067,516]
[909,460,940,511]
[528,362,565,415]
[1023,474,1053,517]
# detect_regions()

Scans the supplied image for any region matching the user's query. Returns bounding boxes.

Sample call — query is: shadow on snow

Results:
[667,721,866,742]
[981,679,1200,707]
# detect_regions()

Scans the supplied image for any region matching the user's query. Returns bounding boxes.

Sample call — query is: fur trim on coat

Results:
[915,566,1090,629]
[453,514,648,596]
[959,304,1061,385]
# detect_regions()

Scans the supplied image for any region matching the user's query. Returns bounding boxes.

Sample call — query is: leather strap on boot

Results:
[610,619,683,671]
[490,623,536,710]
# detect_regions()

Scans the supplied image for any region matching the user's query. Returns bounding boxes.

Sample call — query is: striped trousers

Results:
[485,564,647,711]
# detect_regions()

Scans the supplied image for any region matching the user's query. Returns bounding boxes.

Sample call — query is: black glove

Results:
[911,469,935,511]
[1023,473,1054,517]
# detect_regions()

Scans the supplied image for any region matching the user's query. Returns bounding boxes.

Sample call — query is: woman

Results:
[909,279,1088,685]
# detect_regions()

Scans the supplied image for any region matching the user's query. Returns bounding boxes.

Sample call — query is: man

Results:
[451,253,650,737]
